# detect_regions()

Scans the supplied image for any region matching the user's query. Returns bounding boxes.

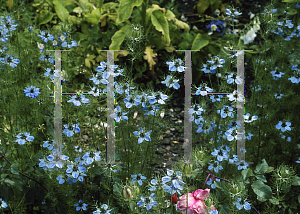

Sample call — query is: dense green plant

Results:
[1,0,300,213]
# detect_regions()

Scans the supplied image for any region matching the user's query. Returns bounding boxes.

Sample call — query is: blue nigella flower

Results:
[137,193,159,211]
[74,199,88,211]
[13,132,34,145]
[67,94,90,106]
[24,85,41,99]
[133,127,152,144]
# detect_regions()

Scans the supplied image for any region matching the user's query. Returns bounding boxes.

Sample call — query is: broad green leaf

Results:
[269,197,280,205]
[255,174,267,183]
[287,8,297,15]
[11,163,19,175]
[151,10,170,46]
[242,168,253,180]
[109,24,132,50]
[11,178,23,191]
[84,8,101,25]
[73,7,83,14]
[292,176,300,186]
[79,0,94,13]
[38,11,54,25]
[53,0,70,23]
[298,194,300,203]
[282,0,297,2]
[1,173,8,179]
[196,0,210,14]
[192,33,209,50]
[4,178,14,186]
[116,0,143,24]
[255,158,269,174]
[251,180,272,200]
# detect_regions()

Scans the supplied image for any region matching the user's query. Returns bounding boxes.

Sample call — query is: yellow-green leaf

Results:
[109,24,132,50]
[172,18,190,32]
[38,11,54,25]
[151,10,170,46]
[85,58,91,68]
[53,0,70,23]
[196,0,210,14]
[116,0,143,24]
[143,46,157,71]
[192,33,209,50]
[6,0,13,10]
[84,8,101,25]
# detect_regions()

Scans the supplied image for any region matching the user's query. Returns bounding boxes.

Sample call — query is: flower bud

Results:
[169,193,178,204]
[264,11,272,22]
[122,186,133,200]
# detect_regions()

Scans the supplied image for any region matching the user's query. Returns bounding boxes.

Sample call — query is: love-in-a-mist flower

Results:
[275,121,292,132]
[0,198,8,209]
[13,132,34,145]
[132,127,152,144]
[166,58,187,72]
[131,173,147,186]
[0,54,20,67]
[67,94,89,106]
[44,68,61,80]
[74,199,88,211]
[162,169,186,195]
[47,148,69,169]
[62,123,80,137]
[92,204,114,214]
[137,193,159,211]
[23,85,41,99]
[232,197,251,210]
[161,75,180,89]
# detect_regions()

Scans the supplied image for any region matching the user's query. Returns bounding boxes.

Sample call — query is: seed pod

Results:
[264,11,272,22]
[122,185,133,200]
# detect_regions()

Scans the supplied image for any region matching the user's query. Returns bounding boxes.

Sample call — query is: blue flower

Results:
[36,31,55,43]
[47,149,69,169]
[0,54,20,67]
[137,193,158,211]
[44,68,60,80]
[74,199,88,211]
[236,160,249,170]
[62,123,80,137]
[92,204,114,213]
[82,151,102,165]
[162,169,186,195]
[13,132,34,145]
[66,163,87,180]
[43,140,54,150]
[208,161,223,173]
[225,73,243,84]
[56,175,65,184]
[24,85,41,99]
[206,177,220,189]
[166,58,187,72]
[131,173,147,186]
[133,127,152,144]
[233,197,251,210]
[161,75,180,89]
[225,8,242,18]
[0,198,8,209]
[109,106,129,122]
[276,121,292,132]
[39,54,55,63]
[67,94,90,106]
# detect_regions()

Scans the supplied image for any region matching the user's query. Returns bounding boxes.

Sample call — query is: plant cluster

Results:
[0,0,300,213]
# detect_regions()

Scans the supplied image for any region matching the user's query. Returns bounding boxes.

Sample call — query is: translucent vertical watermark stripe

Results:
[189,48,254,166]
[48,49,124,167]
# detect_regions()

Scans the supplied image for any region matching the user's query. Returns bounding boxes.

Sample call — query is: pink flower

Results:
[193,189,210,200]
[177,193,197,214]
[191,200,208,214]
[177,189,217,214]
